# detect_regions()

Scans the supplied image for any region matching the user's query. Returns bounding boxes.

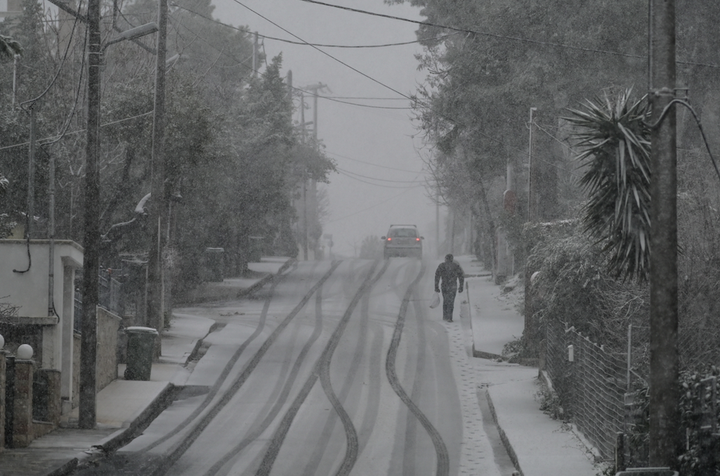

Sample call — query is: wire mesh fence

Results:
[546,318,627,460]
[546,317,720,467]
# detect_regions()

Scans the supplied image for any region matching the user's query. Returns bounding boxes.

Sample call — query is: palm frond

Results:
[566,89,652,281]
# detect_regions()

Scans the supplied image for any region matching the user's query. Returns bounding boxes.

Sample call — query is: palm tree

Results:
[566,89,652,281]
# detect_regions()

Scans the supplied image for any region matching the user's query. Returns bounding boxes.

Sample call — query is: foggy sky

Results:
[211,0,440,258]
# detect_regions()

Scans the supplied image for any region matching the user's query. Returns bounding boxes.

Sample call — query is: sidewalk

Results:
[456,255,601,476]
[0,257,292,476]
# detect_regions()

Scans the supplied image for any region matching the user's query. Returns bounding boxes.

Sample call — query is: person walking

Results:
[434,254,464,322]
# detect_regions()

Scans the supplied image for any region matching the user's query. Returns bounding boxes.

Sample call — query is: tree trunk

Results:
[475,175,497,275]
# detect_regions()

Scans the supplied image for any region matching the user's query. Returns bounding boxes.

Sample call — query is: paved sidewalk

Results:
[456,255,600,476]
[0,257,291,476]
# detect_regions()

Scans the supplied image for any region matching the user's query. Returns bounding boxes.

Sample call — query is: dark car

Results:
[381,224,423,259]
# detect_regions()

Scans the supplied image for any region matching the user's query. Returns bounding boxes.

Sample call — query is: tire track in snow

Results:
[155,261,341,475]
[255,259,389,476]
[385,261,450,476]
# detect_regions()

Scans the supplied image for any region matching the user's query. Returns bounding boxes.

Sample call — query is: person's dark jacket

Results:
[434,260,464,293]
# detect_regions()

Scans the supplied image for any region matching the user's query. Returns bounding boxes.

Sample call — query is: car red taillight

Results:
[387,237,392,241]
[416,238,420,241]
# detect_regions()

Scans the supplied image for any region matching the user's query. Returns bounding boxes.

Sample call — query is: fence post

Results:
[616,431,626,472]
[4,355,14,448]
[35,369,61,425]
[0,351,5,450]
[627,323,632,393]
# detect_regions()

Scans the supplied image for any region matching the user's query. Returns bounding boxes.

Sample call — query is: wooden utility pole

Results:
[147,0,168,344]
[648,0,679,466]
[299,91,308,261]
[527,107,537,221]
[252,31,259,77]
[79,0,101,429]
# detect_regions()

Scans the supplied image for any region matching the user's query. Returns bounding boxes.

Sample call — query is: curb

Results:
[467,283,507,361]
[43,457,79,476]
[485,386,524,476]
[43,383,179,476]
[97,382,180,453]
[236,258,296,298]
[472,347,504,360]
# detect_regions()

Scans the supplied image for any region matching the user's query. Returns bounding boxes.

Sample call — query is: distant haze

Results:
[212,0,441,258]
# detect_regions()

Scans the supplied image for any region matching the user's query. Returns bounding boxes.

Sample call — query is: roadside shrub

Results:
[527,226,648,352]
[626,366,720,474]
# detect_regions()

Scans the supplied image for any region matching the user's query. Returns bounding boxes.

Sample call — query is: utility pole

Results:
[299,91,308,261]
[252,31,259,77]
[523,106,538,359]
[26,105,36,238]
[79,0,101,430]
[58,1,157,427]
[527,107,537,221]
[436,185,440,258]
[303,82,325,260]
[648,0,679,466]
[286,70,292,101]
[147,0,168,346]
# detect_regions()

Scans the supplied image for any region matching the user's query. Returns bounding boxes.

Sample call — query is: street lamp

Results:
[79,5,158,429]
[103,22,158,51]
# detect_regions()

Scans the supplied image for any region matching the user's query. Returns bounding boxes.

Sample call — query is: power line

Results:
[336,166,423,183]
[302,0,642,59]
[321,95,408,101]
[0,111,154,153]
[230,0,413,100]
[44,9,89,147]
[326,175,424,224]
[19,0,83,107]
[170,14,254,72]
[326,150,422,173]
[171,1,456,49]
[317,96,411,110]
[336,169,422,189]
[302,0,720,69]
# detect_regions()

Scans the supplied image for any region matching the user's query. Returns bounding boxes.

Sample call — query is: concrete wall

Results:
[0,240,82,322]
[69,306,121,410]
[72,333,80,410]
[96,307,121,392]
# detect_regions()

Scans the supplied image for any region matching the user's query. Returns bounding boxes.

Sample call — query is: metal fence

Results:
[547,316,720,467]
[73,268,144,332]
[545,319,627,460]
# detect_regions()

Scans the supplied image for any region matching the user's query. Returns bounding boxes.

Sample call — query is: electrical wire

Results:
[317,96,412,110]
[321,95,409,101]
[170,1,456,49]
[43,13,89,147]
[170,14,255,74]
[326,173,424,224]
[19,1,82,108]
[648,98,720,183]
[532,121,580,158]
[301,0,720,69]
[0,111,154,153]
[326,150,422,173]
[336,168,423,189]
[230,0,413,100]
[336,166,423,183]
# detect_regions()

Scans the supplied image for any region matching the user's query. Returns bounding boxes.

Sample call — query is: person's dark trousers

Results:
[442,286,457,321]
